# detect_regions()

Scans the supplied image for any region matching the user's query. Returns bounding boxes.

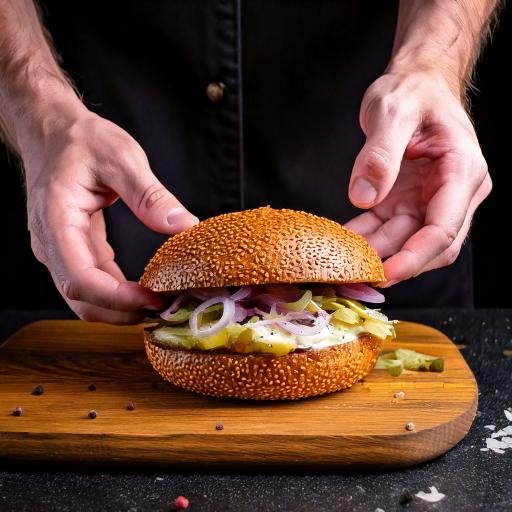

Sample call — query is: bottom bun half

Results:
[144,332,382,400]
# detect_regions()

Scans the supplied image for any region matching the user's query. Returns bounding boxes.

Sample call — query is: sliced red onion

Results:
[337,284,385,303]
[189,296,235,338]
[231,286,255,302]
[160,291,190,320]
[233,304,249,323]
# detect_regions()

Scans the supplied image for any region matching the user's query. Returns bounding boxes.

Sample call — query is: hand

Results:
[345,72,491,286]
[23,107,198,323]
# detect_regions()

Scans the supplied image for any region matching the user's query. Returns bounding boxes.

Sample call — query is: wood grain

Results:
[0,320,477,468]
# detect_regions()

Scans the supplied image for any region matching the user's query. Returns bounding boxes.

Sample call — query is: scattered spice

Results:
[31,384,44,396]
[415,486,445,503]
[12,406,23,417]
[88,409,97,419]
[405,422,415,431]
[215,422,224,431]
[88,383,97,391]
[393,391,405,399]
[126,401,136,411]
[174,495,189,509]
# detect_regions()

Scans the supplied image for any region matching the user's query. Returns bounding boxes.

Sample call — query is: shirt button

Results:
[206,82,225,102]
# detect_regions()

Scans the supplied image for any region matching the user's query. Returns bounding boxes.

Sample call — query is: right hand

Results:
[22,108,198,324]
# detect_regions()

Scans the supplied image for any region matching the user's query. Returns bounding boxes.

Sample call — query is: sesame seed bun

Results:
[141,207,386,400]
[140,207,385,292]
[144,331,382,400]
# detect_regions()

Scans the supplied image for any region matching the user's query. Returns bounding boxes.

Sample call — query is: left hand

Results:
[345,71,492,286]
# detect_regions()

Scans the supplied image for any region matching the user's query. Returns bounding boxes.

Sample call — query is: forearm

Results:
[0,0,84,154]
[388,0,500,99]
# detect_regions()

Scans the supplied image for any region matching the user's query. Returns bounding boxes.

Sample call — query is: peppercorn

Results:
[88,409,97,419]
[215,422,224,431]
[31,384,44,396]
[88,383,97,391]
[174,495,189,509]
[126,401,135,411]
[12,406,23,416]
[405,422,415,431]
[399,493,414,506]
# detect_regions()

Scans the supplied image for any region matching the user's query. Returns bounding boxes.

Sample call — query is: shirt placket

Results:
[205,0,245,213]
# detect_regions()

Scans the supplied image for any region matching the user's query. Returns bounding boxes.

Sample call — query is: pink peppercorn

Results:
[174,495,189,509]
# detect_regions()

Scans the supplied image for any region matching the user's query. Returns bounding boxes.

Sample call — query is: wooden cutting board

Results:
[0,320,477,469]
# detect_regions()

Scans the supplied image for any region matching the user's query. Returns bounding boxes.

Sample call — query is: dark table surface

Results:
[1,308,511,512]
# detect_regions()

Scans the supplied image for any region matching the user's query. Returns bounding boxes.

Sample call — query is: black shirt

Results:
[39,0,473,307]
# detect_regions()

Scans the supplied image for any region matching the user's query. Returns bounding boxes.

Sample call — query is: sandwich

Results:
[140,207,395,400]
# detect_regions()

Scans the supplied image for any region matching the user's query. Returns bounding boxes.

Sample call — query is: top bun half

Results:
[140,207,385,292]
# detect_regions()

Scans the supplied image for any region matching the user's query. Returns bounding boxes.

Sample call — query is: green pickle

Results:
[376,348,445,376]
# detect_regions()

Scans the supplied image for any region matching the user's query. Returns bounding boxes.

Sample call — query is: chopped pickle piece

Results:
[376,348,444,376]
[331,305,361,325]
[375,358,404,377]
[161,307,192,324]
[247,338,295,357]
[196,329,229,350]
[153,328,196,349]
[338,298,390,323]
[280,290,313,311]
[363,319,396,340]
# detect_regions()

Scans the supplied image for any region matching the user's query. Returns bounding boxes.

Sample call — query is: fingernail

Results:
[384,280,398,288]
[351,178,377,206]
[167,207,199,231]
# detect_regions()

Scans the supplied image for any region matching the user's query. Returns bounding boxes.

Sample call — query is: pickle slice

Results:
[338,298,390,323]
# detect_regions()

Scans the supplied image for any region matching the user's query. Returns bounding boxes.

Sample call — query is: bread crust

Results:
[144,331,382,400]
[140,207,385,292]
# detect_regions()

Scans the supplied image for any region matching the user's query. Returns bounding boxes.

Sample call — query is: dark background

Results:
[1,5,510,310]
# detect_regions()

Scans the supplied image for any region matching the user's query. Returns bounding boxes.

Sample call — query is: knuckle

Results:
[365,93,400,123]
[443,245,460,266]
[112,138,147,170]
[61,278,81,302]
[362,148,391,179]
[76,308,99,323]
[138,183,170,212]
[436,224,458,249]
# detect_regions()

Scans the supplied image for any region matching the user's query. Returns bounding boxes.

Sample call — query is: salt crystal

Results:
[502,437,512,447]
[375,508,386,512]
[480,448,489,451]
[155,477,163,481]
[486,438,508,454]
[491,426,512,438]
[505,410,512,421]
[484,425,496,430]
[415,486,445,503]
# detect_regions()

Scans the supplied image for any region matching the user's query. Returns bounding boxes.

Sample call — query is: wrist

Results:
[3,71,87,158]
[386,55,464,102]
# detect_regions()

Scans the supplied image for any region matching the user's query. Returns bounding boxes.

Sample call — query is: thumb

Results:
[107,156,199,234]
[349,101,418,208]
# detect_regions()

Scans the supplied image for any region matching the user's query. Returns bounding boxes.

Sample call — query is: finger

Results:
[382,165,487,284]
[50,271,144,324]
[42,202,164,312]
[344,211,384,237]
[102,145,199,234]
[420,173,492,273]
[90,211,126,282]
[349,98,419,208]
[364,214,422,259]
